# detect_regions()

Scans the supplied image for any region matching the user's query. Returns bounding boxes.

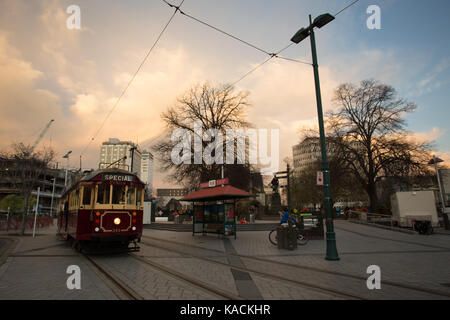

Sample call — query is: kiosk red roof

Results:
[180,184,255,201]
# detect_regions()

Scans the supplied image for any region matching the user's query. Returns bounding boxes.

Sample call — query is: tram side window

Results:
[136,188,142,207]
[112,185,126,204]
[83,186,93,205]
[76,189,79,207]
[97,184,111,204]
[127,186,135,205]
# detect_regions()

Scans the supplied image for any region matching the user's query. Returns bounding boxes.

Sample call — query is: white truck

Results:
[390,191,438,234]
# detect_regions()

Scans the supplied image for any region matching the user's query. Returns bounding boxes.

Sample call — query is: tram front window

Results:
[97,184,111,204]
[112,185,126,204]
[127,186,135,205]
[136,187,142,207]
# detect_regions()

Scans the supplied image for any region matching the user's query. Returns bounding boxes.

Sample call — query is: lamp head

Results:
[313,13,335,28]
[63,151,72,158]
[291,27,310,44]
[428,157,444,165]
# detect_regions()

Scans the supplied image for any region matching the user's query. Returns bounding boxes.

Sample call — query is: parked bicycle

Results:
[269,214,308,246]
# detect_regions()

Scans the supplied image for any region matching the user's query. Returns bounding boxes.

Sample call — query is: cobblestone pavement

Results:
[0,229,117,300]
[0,220,449,299]
[142,220,450,300]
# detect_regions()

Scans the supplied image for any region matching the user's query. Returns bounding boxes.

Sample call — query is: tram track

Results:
[79,246,241,300]
[128,253,242,300]
[81,253,145,300]
[139,238,366,300]
[141,235,450,299]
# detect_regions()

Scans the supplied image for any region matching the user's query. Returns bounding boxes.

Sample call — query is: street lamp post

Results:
[63,151,72,187]
[291,13,340,260]
[429,156,446,214]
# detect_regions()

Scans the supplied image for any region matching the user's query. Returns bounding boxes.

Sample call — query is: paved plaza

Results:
[0,219,449,300]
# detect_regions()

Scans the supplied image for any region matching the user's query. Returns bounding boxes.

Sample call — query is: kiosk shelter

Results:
[180,178,255,239]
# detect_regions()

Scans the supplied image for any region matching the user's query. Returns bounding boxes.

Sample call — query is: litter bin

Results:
[444,213,450,230]
[249,214,255,224]
[276,226,297,250]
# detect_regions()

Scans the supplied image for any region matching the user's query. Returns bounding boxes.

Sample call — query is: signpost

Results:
[32,187,40,238]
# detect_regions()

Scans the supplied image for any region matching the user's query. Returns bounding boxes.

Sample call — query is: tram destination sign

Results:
[103,174,133,182]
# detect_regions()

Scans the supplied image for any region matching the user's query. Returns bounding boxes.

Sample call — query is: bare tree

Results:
[327,79,432,212]
[152,82,253,189]
[291,154,368,209]
[0,143,54,235]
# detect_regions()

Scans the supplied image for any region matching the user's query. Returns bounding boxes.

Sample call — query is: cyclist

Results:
[280,207,296,226]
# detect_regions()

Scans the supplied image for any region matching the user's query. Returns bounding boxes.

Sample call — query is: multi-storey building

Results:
[140,151,154,195]
[292,137,326,176]
[99,138,141,178]
[0,160,68,216]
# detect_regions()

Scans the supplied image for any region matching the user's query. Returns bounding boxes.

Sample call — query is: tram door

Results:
[64,201,69,232]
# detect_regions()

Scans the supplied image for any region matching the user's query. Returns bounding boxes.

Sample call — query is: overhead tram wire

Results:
[160,0,311,65]
[335,0,362,16]
[81,0,362,158]
[224,0,365,89]
[225,42,308,90]
[80,0,186,157]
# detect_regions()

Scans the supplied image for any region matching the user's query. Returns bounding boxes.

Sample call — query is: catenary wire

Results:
[335,0,362,16]
[161,0,311,65]
[80,0,186,157]
[81,0,361,159]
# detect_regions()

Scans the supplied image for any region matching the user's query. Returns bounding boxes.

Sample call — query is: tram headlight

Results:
[114,218,121,225]
[94,227,100,232]
[132,226,136,231]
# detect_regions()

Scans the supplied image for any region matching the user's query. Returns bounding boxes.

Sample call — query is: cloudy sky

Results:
[0,0,449,188]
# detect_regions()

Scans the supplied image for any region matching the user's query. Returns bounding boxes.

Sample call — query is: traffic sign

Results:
[317,171,324,185]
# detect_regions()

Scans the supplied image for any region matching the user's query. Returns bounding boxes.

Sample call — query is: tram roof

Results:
[61,168,145,198]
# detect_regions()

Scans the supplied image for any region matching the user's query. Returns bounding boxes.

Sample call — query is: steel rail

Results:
[129,253,242,300]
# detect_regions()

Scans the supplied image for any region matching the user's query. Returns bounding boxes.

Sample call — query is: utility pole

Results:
[130,146,137,174]
[274,163,291,211]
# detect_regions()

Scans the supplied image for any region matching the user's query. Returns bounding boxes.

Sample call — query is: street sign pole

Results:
[33,187,40,238]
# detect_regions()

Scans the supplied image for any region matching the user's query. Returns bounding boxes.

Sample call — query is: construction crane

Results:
[21,119,55,157]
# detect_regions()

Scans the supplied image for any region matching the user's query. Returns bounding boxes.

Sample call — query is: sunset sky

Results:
[0,0,449,188]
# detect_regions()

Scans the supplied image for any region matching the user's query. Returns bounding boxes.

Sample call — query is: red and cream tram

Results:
[57,168,145,251]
